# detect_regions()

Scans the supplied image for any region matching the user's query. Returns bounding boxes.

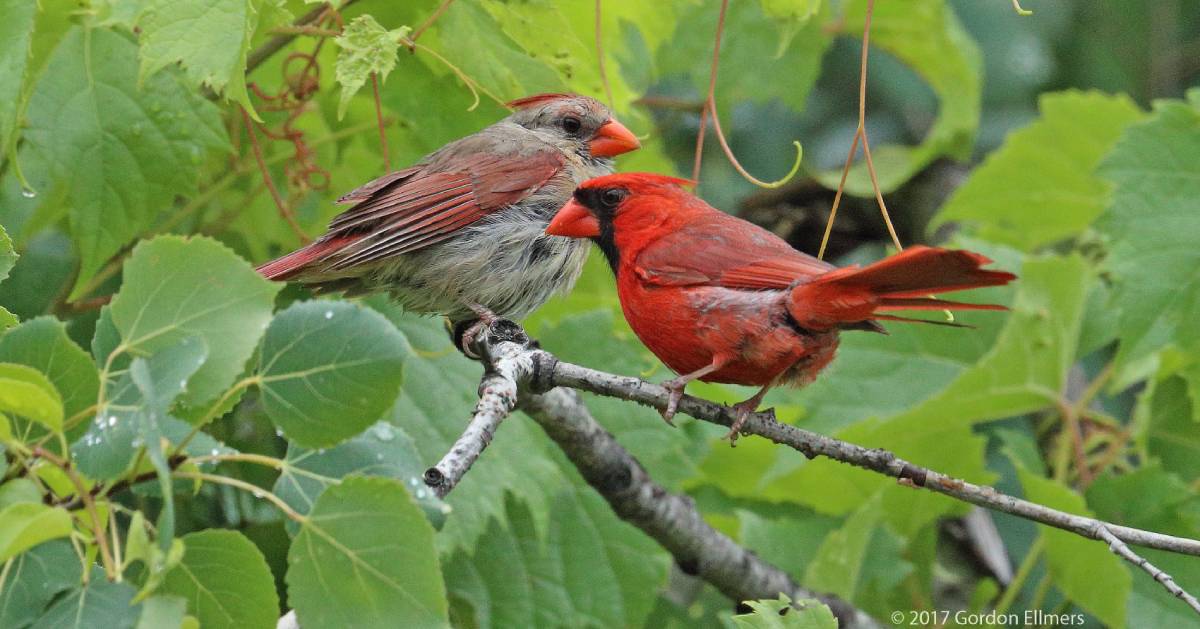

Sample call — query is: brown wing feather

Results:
[633,215,834,288]
[321,148,564,269]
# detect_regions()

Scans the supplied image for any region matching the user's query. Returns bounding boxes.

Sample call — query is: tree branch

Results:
[426,320,1200,620]
[423,321,869,626]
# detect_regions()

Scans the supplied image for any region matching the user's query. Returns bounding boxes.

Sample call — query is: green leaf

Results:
[0,224,14,284]
[934,90,1145,250]
[0,316,100,436]
[737,509,840,579]
[273,421,449,533]
[1018,469,1130,626]
[0,502,73,562]
[0,362,63,432]
[136,0,258,115]
[257,301,407,448]
[0,478,41,510]
[158,530,280,629]
[444,493,669,629]
[107,236,279,416]
[135,595,187,629]
[1145,377,1200,481]
[0,0,37,153]
[731,594,837,629]
[818,0,981,194]
[421,0,565,100]
[802,496,881,601]
[22,29,228,292]
[31,567,141,629]
[1096,101,1200,373]
[287,477,449,628]
[883,255,1091,427]
[334,16,405,120]
[73,336,207,482]
[0,540,81,629]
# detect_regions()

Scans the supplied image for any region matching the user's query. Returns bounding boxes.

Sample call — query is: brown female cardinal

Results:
[257,93,639,351]
[546,173,1016,442]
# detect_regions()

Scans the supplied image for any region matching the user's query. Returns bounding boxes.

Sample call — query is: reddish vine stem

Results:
[691,0,801,189]
[594,0,615,107]
[241,107,308,243]
[818,0,903,260]
[372,73,392,172]
[410,0,455,43]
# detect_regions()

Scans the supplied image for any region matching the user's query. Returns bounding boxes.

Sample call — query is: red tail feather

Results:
[787,246,1016,330]
[256,236,356,280]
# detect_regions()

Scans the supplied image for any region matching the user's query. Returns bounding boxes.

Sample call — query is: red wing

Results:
[324,149,564,270]
[633,217,834,289]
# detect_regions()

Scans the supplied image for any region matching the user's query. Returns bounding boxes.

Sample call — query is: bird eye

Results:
[600,188,626,208]
[561,116,582,134]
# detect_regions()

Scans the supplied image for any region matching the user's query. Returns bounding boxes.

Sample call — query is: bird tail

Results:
[786,246,1016,331]
[256,236,356,280]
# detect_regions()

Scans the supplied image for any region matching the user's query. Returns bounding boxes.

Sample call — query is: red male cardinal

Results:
[257,93,639,352]
[547,173,1016,442]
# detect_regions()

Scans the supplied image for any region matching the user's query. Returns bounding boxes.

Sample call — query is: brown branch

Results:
[410,0,455,44]
[371,73,391,172]
[423,321,867,626]
[246,1,358,76]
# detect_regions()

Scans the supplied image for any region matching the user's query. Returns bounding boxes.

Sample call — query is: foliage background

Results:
[0,0,1199,627]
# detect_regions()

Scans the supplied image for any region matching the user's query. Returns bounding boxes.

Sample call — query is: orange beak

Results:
[588,118,640,157]
[546,199,601,238]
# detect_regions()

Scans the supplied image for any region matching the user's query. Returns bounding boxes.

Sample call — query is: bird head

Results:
[507,93,640,159]
[546,172,695,269]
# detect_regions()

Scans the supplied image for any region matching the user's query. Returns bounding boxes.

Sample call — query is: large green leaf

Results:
[882,255,1090,428]
[136,0,258,114]
[0,540,81,628]
[22,29,228,292]
[444,492,669,629]
[158,529,280,629]
[0,316,100,435]
[819,0,982,194]
[73,336,207,483]
[1018,469,1130,626]
[934,91,1144,250]
[0,363,62,432]
[0,223,16,327]
[273,421,448,532]
[1145,377,1200,482]
[257,300,407,448]
[0,502,73,562]
[0,0,36,153]
[1096,100,1200,375]
[106,236,279,415]
[420,0,565,100]
[30,567,141,629]
[287,476,449,628]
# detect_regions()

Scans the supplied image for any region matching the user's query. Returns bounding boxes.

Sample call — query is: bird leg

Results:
[455,303,501,359]
[724,385,772,446]
[659,358,726,426]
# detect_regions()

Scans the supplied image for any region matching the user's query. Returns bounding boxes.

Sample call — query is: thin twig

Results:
[241,107,309,243]
[246,1,358,76]
[371,73,391,172]
[32,447,117,580]
[1094,524,1200,614]
[410,0,455,43]
[817,0,904,259]
[594,0,614,107]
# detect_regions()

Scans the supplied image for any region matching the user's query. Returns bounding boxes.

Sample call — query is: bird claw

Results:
[723,403,772,447]
[659,380,687,427]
